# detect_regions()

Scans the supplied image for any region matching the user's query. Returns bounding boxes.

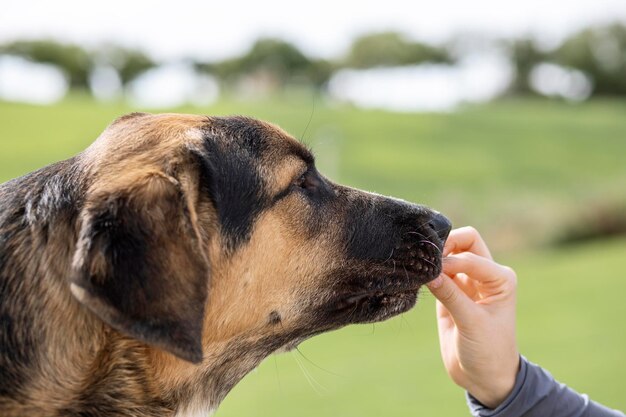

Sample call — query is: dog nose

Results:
[428,212,452,242]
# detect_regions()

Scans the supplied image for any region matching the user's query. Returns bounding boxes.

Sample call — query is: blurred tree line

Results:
[1,23,625,99]
[0,40,154,90]
[508,23,626,96]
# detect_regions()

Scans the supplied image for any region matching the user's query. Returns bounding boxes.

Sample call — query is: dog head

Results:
[69,112,451,365]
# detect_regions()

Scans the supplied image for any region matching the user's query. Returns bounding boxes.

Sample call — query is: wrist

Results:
[467,357,521,409]
[469,382,514,409]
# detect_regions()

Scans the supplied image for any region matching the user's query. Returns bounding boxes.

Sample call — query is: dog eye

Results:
[294,169,319,191]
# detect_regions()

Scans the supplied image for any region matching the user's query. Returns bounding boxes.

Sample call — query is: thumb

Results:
[427,273,475,322]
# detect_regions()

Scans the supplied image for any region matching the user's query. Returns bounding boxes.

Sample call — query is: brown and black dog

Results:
[0,113,451,416]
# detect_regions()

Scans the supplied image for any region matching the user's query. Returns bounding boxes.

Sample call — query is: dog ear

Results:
[70,172,209,363]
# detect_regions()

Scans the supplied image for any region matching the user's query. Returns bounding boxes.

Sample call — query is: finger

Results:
[443,226,492,259]
[427,273,476,321]
[436,298,451,320]
[443,253,516,285]
[452,273,480,300]
[435,302,456,348]
[435,300,454,331]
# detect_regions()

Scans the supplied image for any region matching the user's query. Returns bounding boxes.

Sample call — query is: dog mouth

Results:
[327,257,441,325]
[334,286,420,324]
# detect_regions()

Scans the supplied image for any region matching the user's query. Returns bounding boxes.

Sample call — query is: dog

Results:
[0,112,451,416]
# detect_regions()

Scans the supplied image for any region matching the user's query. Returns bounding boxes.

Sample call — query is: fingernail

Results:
[427,275,444,289]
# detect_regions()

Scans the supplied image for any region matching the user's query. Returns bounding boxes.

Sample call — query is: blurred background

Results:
[1,0,625,415]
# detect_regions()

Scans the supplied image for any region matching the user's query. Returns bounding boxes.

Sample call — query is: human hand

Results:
[427,226,520,408]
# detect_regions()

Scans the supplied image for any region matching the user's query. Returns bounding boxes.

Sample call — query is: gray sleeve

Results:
[466,356,625,417]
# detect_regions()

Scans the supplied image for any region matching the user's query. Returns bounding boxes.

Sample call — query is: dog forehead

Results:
[206,116,306,161]
[204,116,311,189]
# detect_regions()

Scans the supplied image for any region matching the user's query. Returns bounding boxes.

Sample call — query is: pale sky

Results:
[1,0,625,61]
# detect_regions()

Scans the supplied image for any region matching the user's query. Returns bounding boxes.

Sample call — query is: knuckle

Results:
[465,225,478,235]
[457,251,479,264]
[500,266,518,291]
[456,251,473,261]
[502,265,517,282]
[442,287,459,304]
[464,226,480,239]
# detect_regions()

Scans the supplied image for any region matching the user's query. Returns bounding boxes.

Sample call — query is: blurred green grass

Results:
[1,96,625,414]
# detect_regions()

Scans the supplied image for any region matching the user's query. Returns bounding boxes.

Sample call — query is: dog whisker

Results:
[292,352,327,395]
[273,356,283,392]
[382,247,395,264]
[406,230,427,238]
[299,94,316,142]
[406,231,443,254]
[295,347,343,377]
[422,257,438,269]
[400,313,414,332]
[418,239,442,254]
